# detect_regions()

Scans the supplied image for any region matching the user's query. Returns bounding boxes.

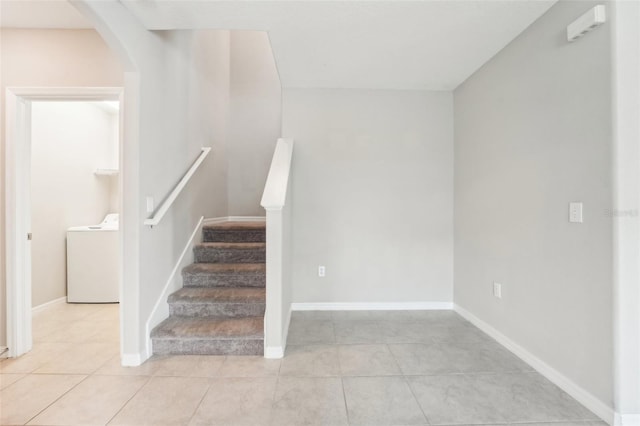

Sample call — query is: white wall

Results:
[283,89,453,305]
[75,0,237,361]
[0,28,124,347]
[31,101,118,307]
[142,30,233,345]
[228,31,282,216]
[611,0,640,420]
[136,29,232,361]
[454,0,613,412]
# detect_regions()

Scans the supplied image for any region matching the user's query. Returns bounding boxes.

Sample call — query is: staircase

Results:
[151,221,266,355]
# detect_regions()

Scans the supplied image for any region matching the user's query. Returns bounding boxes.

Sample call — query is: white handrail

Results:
[260,139,294,210]
[144,147,211,227]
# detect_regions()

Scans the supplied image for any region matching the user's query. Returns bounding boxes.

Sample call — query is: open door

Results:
[5,90,33,357]
[4,87,123,358]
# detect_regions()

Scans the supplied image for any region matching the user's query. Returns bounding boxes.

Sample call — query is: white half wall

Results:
[283,89,453,304]
[30,101,118,307]
[454,0,614,413]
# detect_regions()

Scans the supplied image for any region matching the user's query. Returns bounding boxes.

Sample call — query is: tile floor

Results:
[0,304,605,426]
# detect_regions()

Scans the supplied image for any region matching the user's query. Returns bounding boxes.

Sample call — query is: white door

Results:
[6,93,33,357]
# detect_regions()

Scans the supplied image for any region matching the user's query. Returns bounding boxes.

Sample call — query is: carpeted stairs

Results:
[151,221,266,355]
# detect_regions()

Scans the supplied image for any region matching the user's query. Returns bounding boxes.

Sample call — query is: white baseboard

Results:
[144,216,204,359]
[454,304,615,425]
[291,302,453,311]
[203,216,266,225]
[263,306,292,359]
[228,216,265,222]
[121,353,143,367]
[264,346,284,359]
[203,217,227,225]
[32,296,67,314]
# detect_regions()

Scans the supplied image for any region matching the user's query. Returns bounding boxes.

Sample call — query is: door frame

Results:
[5,87,124,357]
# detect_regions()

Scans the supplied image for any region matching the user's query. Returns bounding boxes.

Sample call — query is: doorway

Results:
[5,88,123,358]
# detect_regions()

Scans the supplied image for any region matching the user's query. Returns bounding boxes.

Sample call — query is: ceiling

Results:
[1,0,557,90]
[1,0,92,29]
[121,0,557,90]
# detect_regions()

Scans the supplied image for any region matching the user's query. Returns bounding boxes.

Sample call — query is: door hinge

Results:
[27,233,32,241]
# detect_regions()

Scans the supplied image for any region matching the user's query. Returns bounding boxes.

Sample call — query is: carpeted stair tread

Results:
[203,221,265,243]
[183,263,265,274]
[152,316,263,340]
[197,242,265,249]
[168,287,265,304]
[151,338,263,356]
[194,242,265,264]
[167,287,265,317]
[182,263,265,288]
[203,221,265,230]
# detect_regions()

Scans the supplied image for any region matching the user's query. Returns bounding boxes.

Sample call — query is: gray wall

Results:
[454,0,613,408]
[283,89,453,304]
[228,31,282,216]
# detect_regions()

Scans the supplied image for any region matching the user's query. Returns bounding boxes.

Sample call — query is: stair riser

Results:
[169,303,265,318]
[152,338,263,356]
[203,229,266,243]
[194,247,265,263]
[183,272,265,288]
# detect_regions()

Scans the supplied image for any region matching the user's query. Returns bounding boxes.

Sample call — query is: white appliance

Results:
[67,214,119,303]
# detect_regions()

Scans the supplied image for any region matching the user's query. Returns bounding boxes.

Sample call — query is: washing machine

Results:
[67,214,119,303]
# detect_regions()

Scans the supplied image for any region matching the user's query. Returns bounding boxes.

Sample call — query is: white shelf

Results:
[94,169,119,176]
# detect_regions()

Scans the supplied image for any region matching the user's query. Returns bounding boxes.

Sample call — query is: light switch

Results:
[146,196,155,214]
[569,202,583,223]
[493,282,502,299]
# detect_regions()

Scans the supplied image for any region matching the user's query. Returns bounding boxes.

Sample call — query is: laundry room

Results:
[30,100,120,311]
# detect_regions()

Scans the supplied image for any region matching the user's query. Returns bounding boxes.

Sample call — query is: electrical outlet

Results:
[318,266,326,277]
[569,202,583,223]
[493,282,502,299]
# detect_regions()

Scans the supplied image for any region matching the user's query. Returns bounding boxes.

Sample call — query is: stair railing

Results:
[261,138,294,358]
[144,147,212,227]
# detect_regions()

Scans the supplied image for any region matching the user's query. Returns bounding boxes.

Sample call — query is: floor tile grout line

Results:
[403,374,432,426]
[184,377,214,426]
[276,351,284,375]
[0,372,28,391]
[265,373,281,426]
[104,374,153,425]
[21,372,92,425]
[331,318,338,345]
[339,376,351,426]
[91,350,123,377]
[387,342,410,376]
[383,342,404,375]
[334,336,347,416]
